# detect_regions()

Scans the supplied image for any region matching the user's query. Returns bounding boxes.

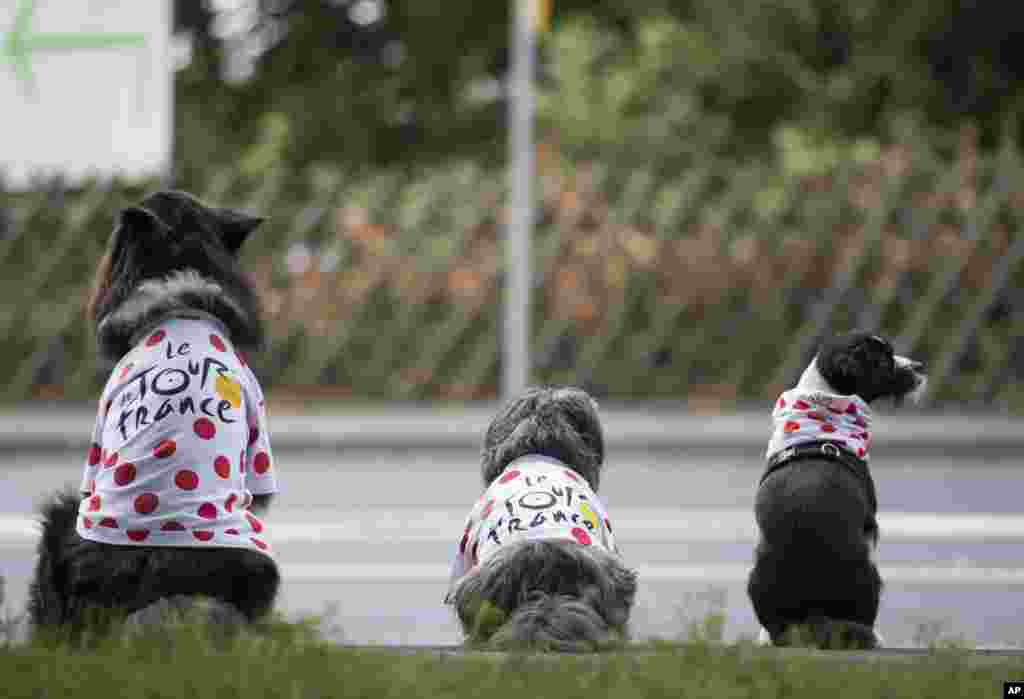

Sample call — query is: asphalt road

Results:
[2,441,1022,648]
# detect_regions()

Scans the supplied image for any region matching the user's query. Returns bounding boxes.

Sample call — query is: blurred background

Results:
[2,0,1024,648]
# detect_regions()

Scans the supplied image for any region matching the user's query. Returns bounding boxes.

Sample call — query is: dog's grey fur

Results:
[451,386,637,649]
[30,191,276,639]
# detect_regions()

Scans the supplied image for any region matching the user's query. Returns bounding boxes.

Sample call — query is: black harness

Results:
[760,440,878,515]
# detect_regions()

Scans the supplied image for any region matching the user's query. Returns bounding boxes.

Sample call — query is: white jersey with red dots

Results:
[76,316,277,555]
[447,456,619,598]
[766,389,873,463]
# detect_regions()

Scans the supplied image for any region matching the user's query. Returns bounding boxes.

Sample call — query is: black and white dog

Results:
[29,190,280,638]
[748,332,926,649]
[446,387,637,649]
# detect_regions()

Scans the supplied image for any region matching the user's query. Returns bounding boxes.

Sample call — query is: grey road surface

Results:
[2,407,1022,649]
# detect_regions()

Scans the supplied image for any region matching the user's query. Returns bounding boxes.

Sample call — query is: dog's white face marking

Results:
[795,356,836,394]
[895,355,928,404]
[894,355,914,370]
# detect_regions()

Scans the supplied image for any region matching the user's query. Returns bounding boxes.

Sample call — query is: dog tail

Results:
[28,489,84,629]
[451,540,636,651]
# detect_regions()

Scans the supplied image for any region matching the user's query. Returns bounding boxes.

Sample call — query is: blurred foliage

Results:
[4,126,1024,407]
[172,0,1024,185]
[5,2,1024,406]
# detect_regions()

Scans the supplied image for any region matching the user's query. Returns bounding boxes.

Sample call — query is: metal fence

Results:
[3,136,1023,408]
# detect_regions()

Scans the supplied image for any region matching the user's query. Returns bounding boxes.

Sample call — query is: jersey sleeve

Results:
[242,367,278,495]
[80,401,106,494]
[445,506,480,603]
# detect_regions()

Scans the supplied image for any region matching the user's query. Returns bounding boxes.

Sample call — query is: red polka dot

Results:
[793,400,811,410]
[193,418,216,440]
[145,330,165,347]
[126,529,150,542]
[103,451,119,468]
[161,521,185,532]
[777,397,786,409]
[114,463,137,486]
[193,530,214,542]
[119,363,133,380]
[134,493,159,515]
[235,351,248,366]
[87,495,101,511]
[857,447,866,457]
[87,443,102,466]
[248,427,259,445]
[498,469,521,484]
[82,516,93,529]
[571,527,592,546]
[563,470,580,482]
[846,403,859,415]
[225,528,240,536]
[251,538,267,550]
[783,420,802,433]
[197,502,217,520]
[820,424,836,433]
[214,456,231,479]
[225,493,238,512]
[245,513,263,533]
[154,440,176,458]
[99,517,118,529]
[210,334,226,352]
[253,452,270,475]
[174,470,199,491]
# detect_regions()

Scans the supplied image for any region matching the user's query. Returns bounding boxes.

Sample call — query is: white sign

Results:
[1,0,172,186]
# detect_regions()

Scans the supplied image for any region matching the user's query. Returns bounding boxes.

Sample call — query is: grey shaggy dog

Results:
[450,387,637,650]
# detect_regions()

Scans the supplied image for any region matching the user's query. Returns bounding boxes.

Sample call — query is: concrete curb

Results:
[0,404,1021,451]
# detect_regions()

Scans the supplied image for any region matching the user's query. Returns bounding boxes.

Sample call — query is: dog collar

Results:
[126,309,231,350]
[761,440,878,514]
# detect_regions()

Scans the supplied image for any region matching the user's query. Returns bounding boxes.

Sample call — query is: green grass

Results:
[1,619,1021,699]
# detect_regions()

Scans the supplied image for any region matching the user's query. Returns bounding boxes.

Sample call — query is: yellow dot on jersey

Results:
[215,374,242,408]
[580,502,599,531]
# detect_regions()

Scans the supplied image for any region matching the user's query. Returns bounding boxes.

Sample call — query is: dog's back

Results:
[748,459,881,646]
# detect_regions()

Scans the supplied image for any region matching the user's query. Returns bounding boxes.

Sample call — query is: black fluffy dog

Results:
[29,191,280,638]
[447,387,637,649]
[748,332,926,649]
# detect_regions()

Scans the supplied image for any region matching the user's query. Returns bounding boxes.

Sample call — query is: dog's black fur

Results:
[747,332,926,649]
[450,387,637,649]
[29,191,278,638]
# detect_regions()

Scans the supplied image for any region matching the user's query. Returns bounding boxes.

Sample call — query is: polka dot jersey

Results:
[77,317,277,555]
[447,456,619,599]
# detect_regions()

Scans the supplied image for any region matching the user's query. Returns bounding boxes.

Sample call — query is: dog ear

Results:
[119,205,171,240]
[215,209,264,254]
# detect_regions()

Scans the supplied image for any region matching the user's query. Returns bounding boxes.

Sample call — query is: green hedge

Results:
[4,128,1024,407]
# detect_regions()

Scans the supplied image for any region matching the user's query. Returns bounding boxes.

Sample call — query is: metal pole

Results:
[503,0,534,399]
